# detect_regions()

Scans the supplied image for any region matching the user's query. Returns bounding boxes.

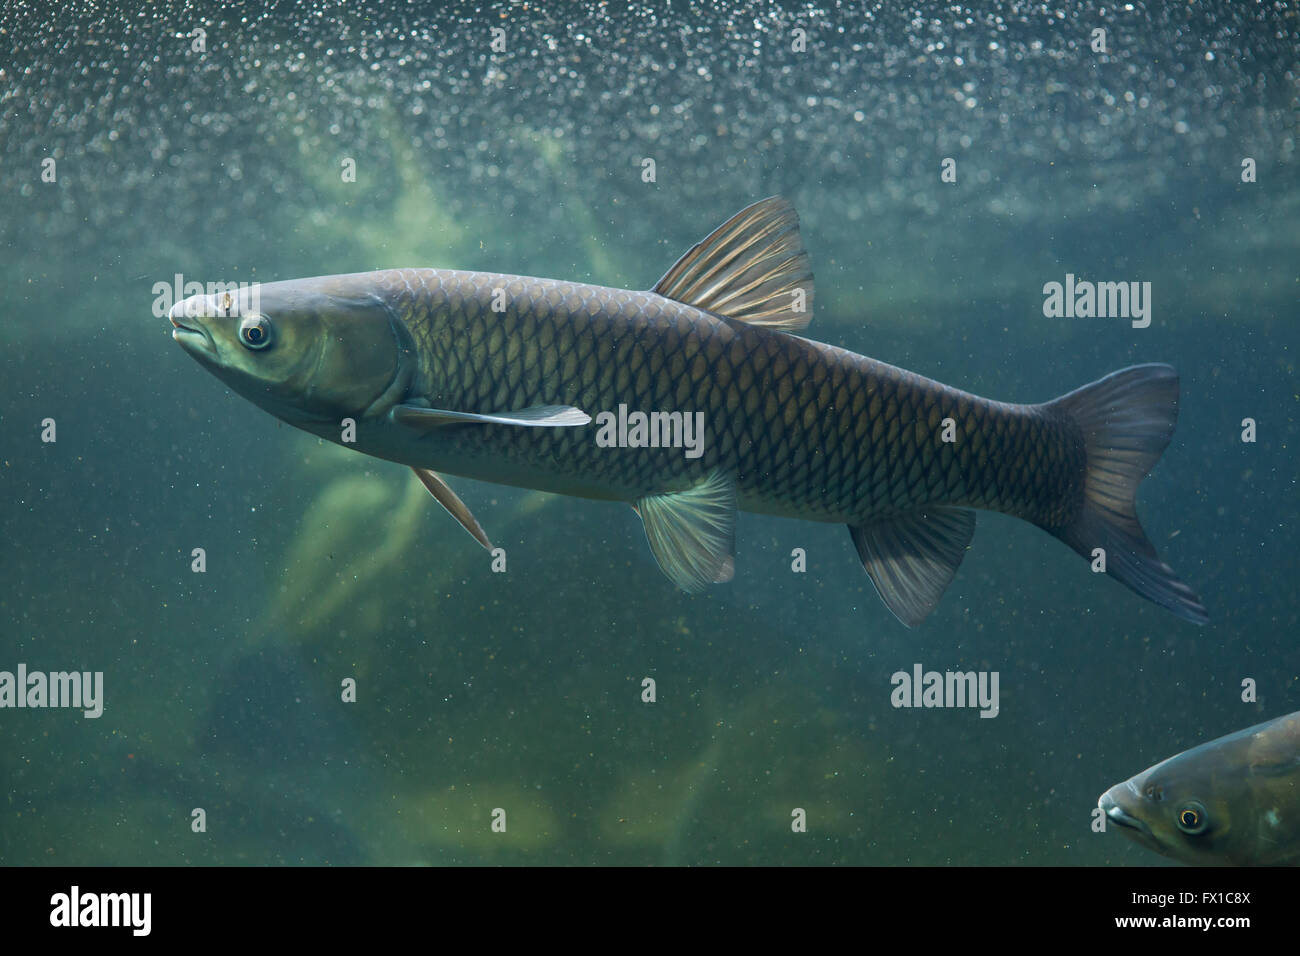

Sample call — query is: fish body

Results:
[170,198,1207,625]
[278,267,1075,525]
[1099,711,1300,865]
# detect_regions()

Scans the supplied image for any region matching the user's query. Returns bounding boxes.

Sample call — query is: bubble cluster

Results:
[0,1,1295,310]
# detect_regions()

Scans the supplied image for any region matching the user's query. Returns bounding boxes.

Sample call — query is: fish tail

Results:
[1043,363,1208,624]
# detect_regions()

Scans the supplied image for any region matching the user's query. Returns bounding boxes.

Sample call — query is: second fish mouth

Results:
[1099,792,1151,836]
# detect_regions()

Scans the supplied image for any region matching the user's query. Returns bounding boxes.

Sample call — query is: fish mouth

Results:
[1099,792,1150,836]
[169,304,216,359]
[1098,787,1167,857]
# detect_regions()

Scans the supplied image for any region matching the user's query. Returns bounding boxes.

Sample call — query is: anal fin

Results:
[636,469,737,592]
[411,467,493,550]
[849,508,976,627]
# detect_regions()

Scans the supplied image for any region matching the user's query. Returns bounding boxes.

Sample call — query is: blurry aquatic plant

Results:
[300,101,470,268]
[249,438,556,657]
[600,686,891,864]
[384,782,561,856]
[256,468,427,648]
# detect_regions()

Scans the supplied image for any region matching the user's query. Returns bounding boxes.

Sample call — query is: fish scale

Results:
[370,266,1085,528]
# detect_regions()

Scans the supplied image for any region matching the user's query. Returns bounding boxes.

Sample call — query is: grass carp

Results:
[169,198,1207,626]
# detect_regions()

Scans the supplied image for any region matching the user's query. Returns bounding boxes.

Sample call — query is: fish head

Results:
[1098,751,1237,865]
[169,277,412,425]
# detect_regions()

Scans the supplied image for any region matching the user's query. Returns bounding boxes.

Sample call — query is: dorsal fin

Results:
[652,197,814,331]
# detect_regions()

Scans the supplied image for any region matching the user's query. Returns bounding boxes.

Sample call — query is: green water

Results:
[1,0,1296,865]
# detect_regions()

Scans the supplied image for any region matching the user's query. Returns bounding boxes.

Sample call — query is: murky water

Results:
[1,1,1296,865]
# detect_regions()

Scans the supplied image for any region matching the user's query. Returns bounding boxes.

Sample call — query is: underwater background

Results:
[1,0,1296,865]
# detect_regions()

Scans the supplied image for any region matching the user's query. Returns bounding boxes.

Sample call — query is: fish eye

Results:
[1176,801,1209,835]
[239,315,274,350]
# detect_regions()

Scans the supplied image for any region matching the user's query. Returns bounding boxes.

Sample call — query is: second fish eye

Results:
[239,315,273,350]
[1176,802,1208,834]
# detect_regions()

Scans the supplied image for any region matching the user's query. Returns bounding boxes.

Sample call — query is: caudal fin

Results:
[1045,364,1209,625]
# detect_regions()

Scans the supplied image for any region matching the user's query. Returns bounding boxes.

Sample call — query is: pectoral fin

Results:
[411,467,493,550]
[849,508,976,627]
[394,404,592,430]
[636,469,737,592]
